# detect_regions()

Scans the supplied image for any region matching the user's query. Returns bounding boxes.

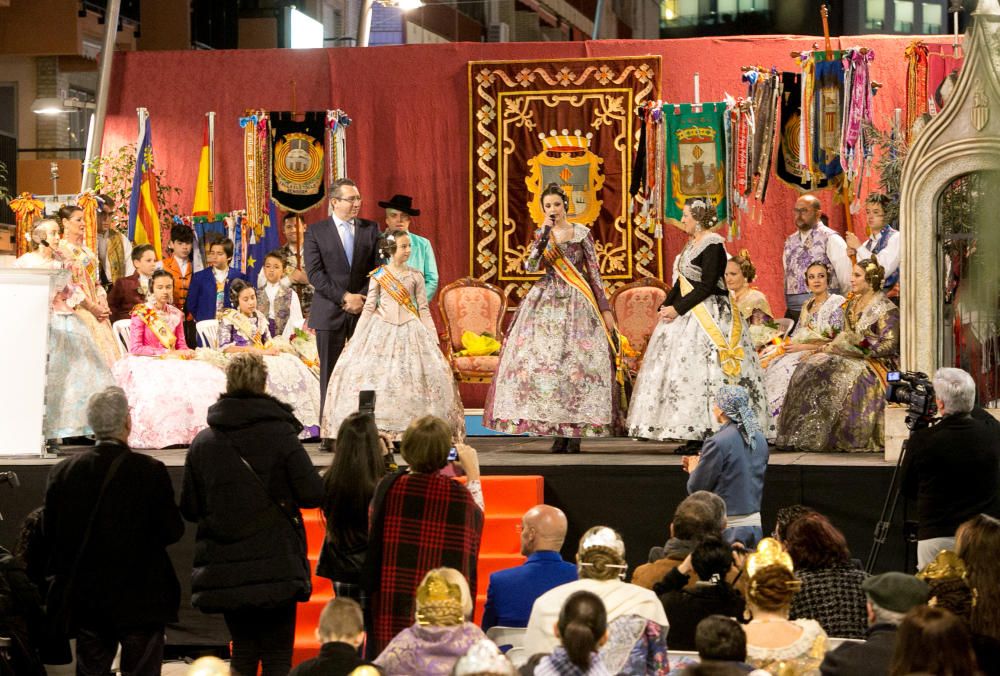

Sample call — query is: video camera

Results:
[886,371,937,430]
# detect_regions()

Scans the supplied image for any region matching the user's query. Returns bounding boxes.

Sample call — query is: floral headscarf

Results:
[715,385,762,448]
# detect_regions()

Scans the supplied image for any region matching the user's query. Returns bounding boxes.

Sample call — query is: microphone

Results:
[0,471,20,488]
[39,239,51,248]
[538,215,555,251]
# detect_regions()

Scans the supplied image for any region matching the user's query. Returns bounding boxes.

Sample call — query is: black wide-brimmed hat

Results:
[377,194,421,216]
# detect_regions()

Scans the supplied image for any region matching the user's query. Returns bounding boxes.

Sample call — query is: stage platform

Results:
[0,436,908,651]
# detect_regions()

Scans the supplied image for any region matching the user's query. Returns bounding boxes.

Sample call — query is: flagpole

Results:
[207,111,216,214]
[137,107,148,142]
[81,0,121,192]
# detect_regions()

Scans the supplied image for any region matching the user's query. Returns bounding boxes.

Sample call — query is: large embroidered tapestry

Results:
[469,57,662,304]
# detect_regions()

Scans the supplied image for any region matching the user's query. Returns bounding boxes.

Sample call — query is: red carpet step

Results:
[293,475,544,665]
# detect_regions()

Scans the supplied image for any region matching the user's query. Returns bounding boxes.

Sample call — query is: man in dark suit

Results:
[107,243,158,322]
[481,505,577,630]
[820,572,928,676]
[304,178,380,444]
[43,386,184,676]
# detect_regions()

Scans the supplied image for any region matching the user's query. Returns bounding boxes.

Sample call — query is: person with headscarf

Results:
[683,385,769,548]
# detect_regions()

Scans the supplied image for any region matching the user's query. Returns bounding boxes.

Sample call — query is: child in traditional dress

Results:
[112,270,226,449]
[257,249,305,339]
[219,279,321,435]
[186,236,246,325]
[321,229,464,440]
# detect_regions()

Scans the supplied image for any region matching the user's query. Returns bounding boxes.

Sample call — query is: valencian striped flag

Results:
[128,115,163,258]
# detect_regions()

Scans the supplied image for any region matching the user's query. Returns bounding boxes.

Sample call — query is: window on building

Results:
[866,0,885,30]
[895,0,914,32]
[939,171,1000,406]
[923,2,943,33]
[0,83,16,138]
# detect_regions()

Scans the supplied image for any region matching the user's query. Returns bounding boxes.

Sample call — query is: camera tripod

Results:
[864,415,931,574]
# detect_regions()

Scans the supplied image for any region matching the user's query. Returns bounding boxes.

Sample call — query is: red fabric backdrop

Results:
[103,35,955,404]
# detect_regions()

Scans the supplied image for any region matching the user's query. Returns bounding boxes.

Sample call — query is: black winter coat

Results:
[180,392,325,613]
[43,441,183,629]
[901,412,1000,539]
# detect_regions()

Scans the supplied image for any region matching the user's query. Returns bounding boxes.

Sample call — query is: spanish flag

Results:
[192,116,213,216]
[128,115,163,258]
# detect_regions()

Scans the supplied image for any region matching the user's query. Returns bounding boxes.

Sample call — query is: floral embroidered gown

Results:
[627,232,772,442]
[113,302,227,449]
[59,239,121,367]
[217,310,322,436]
[483,224,620,437]
[44,271,116,439]
[322,266,463,439]
[762,293,845,421]
[776,292,899,452]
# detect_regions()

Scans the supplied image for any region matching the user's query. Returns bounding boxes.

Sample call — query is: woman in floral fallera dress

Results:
[57,205,121,367]
[626,198,771,446]
[321,229,464,440]
[484,183,621,453]
[761,262,845,421]
[776,259,899,452]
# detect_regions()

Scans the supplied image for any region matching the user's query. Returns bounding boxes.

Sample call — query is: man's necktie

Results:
[342,221,355,267]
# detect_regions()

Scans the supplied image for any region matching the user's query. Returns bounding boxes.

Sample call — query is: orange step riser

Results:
[291,476,543,666]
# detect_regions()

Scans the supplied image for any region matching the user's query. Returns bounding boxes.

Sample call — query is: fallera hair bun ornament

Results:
[414,571,464,626]
[746,537,795,579]
[917,550,969,582]
[581,527,626,556]
[690,199,707,210]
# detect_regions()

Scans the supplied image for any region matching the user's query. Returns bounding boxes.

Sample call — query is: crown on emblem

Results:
[538,129,593,153]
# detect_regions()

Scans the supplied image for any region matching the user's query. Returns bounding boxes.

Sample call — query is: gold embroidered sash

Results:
[543,242,630,409]
[221,308,270,348]
[543,244,614,351]
[678,275,746,379]
[132,304,176,350]
[371,266,420,318]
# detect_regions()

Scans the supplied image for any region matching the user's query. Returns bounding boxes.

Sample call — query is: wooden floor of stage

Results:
[9,436,894,468]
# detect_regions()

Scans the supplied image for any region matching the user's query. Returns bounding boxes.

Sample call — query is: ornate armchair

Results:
[438,277,508,384]
[609,277,670,372]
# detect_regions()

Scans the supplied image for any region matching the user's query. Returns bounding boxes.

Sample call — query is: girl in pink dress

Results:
[112,270,226,448]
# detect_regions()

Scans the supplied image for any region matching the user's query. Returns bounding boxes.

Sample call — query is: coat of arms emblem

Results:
[525,131,605,226]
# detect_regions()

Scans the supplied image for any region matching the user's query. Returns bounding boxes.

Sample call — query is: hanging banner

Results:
[468,56,662,306]
[776,72,830,191]
[812,53,845,181]
[270,111,326,214]
[664,102,727,228]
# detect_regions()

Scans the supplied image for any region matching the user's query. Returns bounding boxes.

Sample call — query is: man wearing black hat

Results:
[379,194,439,300]
[819,572,929,676]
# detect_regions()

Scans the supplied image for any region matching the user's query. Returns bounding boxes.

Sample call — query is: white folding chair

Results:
[486,626,528,665]
[112,319,132,354]
[196,319,219,349]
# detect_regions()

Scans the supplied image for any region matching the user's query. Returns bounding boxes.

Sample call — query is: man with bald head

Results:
[782,194,852,322]
[481,505,577,630]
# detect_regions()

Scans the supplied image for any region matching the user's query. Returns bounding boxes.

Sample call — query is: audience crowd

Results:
[3,368,995,676]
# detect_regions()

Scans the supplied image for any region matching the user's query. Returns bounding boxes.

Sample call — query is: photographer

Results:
[900,367,1000,569]
[362,415,484,657]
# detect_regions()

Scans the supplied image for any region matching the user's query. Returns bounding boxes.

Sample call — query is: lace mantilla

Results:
[746,618,826,661]
[675,232,726,285]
